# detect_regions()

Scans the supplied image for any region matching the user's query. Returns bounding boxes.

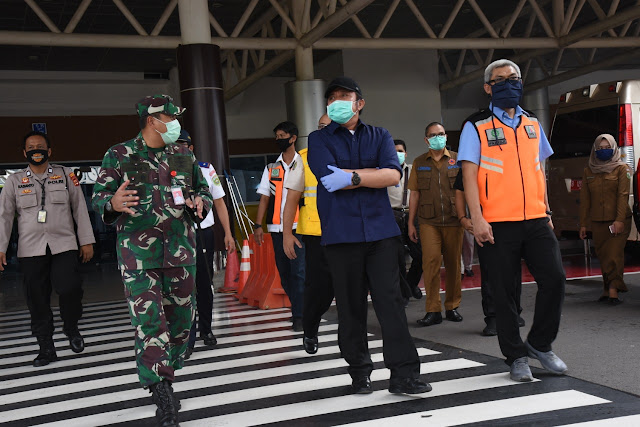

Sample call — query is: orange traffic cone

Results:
[219,249,240,293]
[237,240,251,294]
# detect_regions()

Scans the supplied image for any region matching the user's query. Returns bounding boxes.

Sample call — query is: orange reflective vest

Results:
[469,110,547,223]
[266,162,299,225]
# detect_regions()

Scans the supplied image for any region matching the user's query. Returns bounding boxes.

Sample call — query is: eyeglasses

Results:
[318,124,328,130]
[426,132,446,138]
[487,76,522,86]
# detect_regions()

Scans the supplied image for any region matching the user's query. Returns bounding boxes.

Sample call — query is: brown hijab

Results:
[588,133,625,174]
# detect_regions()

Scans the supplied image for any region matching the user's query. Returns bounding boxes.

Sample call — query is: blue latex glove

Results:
[320,165,352,192]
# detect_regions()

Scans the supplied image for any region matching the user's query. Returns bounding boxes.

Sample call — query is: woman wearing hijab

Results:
[579,134,633,305]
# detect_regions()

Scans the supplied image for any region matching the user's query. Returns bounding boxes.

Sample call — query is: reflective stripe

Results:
[303,192,316,198]
[304,186,317,191]
[480,155,503,166]
[475,117,494,127]
[480,161,504,174]
[534,156,539,163]
[535,163,541,171]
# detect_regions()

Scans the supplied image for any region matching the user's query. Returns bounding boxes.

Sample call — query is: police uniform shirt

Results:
[256,152,302,233]
[0,165,95,258]
[198,162,226,229]
[387,163,412,209]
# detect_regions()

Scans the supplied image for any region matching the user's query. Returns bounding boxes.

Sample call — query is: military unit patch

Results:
[449,158,456,165]
[69,172,80,186]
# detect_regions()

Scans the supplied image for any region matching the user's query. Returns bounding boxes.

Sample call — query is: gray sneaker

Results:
[510,357,534,382]
[525,341,568,375]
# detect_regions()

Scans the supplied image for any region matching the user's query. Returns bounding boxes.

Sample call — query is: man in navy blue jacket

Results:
[308,77,431,395]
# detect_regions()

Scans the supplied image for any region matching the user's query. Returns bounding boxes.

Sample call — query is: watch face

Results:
[352,172,361,186]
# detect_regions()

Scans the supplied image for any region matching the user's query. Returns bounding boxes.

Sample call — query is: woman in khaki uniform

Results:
[579,133,632,305]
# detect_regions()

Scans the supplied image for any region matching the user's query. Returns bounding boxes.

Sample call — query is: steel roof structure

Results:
[2,0,640,100]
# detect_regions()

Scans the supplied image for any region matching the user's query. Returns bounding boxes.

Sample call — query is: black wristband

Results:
[546,210,553,216]
[252,223,262,230]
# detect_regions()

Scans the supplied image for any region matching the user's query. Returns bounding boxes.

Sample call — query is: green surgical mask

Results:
[427,135,447,150]
[153,117,182,144]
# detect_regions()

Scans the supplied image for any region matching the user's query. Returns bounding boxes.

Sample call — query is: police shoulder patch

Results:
[69,172,80,186]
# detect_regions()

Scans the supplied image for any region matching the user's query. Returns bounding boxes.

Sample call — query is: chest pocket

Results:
[122,160,151,199]
[604,175,618,191]
[447,168,459,188]
[417,170,431,190]
[49,188,69,204]
[18,193,38,209]
[168,155,193,189]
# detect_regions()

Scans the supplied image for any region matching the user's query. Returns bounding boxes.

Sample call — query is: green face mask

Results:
[153,117,182,144]
[427,135,447,150]
[397,152,406,164]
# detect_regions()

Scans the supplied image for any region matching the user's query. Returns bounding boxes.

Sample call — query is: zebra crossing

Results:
[1,294,639,426]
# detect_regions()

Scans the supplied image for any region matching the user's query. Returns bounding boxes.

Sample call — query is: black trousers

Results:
[324,237,420,380]
[478,218,565,365]
[195,226,215,336]
[301,235,334,337]
[20,247,83,337]
[393,213,422,298]
[478,243,523,323]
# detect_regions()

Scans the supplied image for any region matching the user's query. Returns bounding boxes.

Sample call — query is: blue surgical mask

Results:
[153,117,181,144]
[595,148,614,161]
[327,100,356,124]
[397,152,406,164]
[428,135,447,151]
[490,79,523,110]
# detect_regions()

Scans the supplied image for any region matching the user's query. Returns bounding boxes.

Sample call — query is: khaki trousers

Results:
[592,217,631,293]
[419,223,463,312]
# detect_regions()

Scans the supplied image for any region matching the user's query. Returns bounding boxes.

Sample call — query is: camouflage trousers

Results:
[121,265,196,387]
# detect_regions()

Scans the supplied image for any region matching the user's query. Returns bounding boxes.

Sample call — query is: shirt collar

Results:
[425,148,452,160]
[134,133,148,152]
[328,119,366,134]
[489,102,524,121]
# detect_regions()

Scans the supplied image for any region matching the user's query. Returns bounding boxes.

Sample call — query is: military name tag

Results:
[486,128,507,146]
[524,125,537,139]
[171,186,185,205]
[37,210,47,223]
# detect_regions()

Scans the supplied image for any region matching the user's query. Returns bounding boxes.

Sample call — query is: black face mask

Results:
[276,138,293,152]
[26,149,49,166]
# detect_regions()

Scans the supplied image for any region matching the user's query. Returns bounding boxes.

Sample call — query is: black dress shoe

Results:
[184,346,194,360]
[518,316,525,327]
[303,336,318,354]
[351,376,372,394]
[410,285,423,299]
[482,318,497,336]
[609,297,623,305]
[445,309,463,322]
[597,295,609,302]
[465,268,474,277]
[202,332,217,346]
[33,337,58,367]
[389,377,432,394]
[292,318,304,332]
[65,329,85,353]
[417,312,442,327]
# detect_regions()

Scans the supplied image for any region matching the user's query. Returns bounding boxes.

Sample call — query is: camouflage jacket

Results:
[91,134,213,270]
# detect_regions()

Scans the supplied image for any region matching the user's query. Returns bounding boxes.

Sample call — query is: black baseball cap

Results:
[177,130,192,144]
[324,77,362,98]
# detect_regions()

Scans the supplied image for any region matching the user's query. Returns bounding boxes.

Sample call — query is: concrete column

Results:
[177,0,233,248]
[286,0,322,150]
[523,67,551,136]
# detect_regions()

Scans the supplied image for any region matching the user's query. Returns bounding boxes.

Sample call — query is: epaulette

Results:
[198,161,210,168]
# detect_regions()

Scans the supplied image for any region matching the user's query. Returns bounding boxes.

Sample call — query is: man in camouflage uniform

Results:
[92,95,212,427]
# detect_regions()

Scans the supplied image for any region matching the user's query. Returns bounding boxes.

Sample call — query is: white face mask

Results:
[153,117,181,144]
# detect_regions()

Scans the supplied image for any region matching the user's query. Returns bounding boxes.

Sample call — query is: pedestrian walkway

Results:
[1,294,639,426]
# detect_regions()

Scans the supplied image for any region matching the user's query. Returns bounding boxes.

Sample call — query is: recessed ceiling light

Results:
[28,55,38,61]
[164,57,174,62]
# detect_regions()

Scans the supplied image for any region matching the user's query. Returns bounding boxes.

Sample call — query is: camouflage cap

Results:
[136,94,185,117]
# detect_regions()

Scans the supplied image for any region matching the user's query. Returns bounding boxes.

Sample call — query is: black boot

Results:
[33,337,58,367]
[150,381,179,426]
[166,381,181,411]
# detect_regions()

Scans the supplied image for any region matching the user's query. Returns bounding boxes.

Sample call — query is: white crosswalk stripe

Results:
[0,293,635,426]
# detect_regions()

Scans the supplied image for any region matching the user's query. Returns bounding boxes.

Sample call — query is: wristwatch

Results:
[351,171,361,186]
[546,210,553,216]
[105,199,114,212]
[252,223,262,230]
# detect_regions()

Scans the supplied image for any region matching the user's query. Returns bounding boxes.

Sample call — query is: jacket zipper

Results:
[438,166,445,224]
[514,128,526,220]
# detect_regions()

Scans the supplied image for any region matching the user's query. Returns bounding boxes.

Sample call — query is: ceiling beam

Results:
[24,0,61,33]
[112,0,148,36]
[440,4,640,91]
[151,0,178,36]
[64,0,92,34]
[524,48,640,92]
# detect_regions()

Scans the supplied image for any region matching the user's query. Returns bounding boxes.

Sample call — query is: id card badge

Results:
[171,186,186,205]
[37,210,47,223]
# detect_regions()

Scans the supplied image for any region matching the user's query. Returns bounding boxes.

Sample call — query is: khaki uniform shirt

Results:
[408,149,460,226]
[387,164,412,209]
[579,164,632,227]
[0,164,95,258]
